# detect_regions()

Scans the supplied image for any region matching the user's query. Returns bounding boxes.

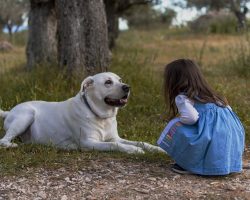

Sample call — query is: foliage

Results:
[183,0,250,30]
[189,11,238,34]
[0,0,29,36]
[185,0,250,11]
[123,4,176,29]
[160,8,177,25]
[186,0,231,10]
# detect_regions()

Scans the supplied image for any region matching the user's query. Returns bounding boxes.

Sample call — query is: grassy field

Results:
[0,29,249,175]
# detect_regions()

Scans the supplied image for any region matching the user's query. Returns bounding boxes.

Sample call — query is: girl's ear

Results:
[80,76,94,93]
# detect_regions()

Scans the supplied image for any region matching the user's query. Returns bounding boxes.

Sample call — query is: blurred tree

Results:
[189,11,238,34]
[26,0,57,69]
[184,0,250,30]
[104,0,160,49]
[161,8,177,25]
[230,0,249,30]
[27,0,162,73]
[27,0,109,75]
[55,0,109,75]
[186,0,228,11]
[122,5,176,29]
[0,0,29,38]
[123,4,161,28]
[104,0,119,49]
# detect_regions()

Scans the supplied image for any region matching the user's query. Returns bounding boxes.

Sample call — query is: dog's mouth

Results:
[104,95,129,107]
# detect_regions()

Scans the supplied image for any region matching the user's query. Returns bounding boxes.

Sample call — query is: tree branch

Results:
[117,0,154,14]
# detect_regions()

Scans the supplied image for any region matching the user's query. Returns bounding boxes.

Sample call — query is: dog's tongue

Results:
[105,97,128,106]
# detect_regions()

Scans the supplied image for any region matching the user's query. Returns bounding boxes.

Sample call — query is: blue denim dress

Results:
[158,103,245,175]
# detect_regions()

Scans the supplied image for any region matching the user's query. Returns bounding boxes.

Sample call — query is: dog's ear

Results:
[80,76,94,93]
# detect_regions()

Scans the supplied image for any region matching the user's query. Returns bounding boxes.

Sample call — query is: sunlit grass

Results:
[116,30,249,143]
[0,47,25,73]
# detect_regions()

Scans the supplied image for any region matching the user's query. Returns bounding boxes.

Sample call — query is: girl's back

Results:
[175,101,244,175]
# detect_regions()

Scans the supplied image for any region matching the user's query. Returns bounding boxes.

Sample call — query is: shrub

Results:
[189,10,238,34]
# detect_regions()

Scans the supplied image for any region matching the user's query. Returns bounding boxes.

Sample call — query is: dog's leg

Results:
[117,138,165,153]
[0,112,34,148]
[80,139,145,154]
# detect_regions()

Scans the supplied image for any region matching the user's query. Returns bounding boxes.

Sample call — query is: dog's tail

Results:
[0,108,9,119]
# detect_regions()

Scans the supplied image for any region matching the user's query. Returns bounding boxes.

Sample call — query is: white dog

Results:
[0,72,163,154]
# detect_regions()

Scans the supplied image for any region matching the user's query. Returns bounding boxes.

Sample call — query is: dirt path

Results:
[1,156,250,200]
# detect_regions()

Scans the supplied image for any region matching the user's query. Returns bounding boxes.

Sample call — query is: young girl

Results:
[158,58,245,175]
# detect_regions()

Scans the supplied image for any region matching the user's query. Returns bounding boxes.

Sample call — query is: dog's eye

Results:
[105,80,113,85]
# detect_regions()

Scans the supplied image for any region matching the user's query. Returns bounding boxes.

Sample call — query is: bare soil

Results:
[1,150,250,200]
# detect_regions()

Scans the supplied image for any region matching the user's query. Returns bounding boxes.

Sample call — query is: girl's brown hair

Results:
[164,58,228,118]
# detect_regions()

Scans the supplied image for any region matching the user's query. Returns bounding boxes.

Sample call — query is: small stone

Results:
[118,179,126,184]
[65,177,71,183]
[147,177,157,181]
[78,171,83,175]
[172,175,181,181]
[163,184,169,189]
[61,195,68,200]
[85,177,91,182]
[134,188,150,194]
[224,184,236,191]
[38,191,47,199]
[210,182,219,185]
[86,195,96,200]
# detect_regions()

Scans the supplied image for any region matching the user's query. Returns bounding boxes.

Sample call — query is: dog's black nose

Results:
[122,85,130,93]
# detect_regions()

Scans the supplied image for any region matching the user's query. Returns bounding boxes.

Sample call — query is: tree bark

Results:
[26,0,57,69]
[104,0,119,49]
[103,0,154,49]
[233,9,247,30]
[55,0,109,75]
[230,0,248,30]
[6,24,13,40]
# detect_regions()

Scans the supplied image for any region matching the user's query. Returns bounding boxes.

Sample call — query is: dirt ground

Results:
[1,151,250,200]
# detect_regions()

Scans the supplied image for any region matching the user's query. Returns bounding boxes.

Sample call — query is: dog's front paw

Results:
[134,147,145,154]
[0,139,18,148]
[125,146,145,154]
[157,146,166,153]
[149,146,166,153]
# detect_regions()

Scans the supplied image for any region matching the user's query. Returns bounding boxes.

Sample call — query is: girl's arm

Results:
[175,94,199,125]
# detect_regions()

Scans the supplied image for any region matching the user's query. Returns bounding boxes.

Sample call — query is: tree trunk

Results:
[0,24,3,35]
[6,24,13,40]
[103,0,153,49]
[234,10,247,30]
[14,26,20,33]
[230,0,248,31]
[55,0,110,75]
[26,0,57,69]
[104,0,119,49]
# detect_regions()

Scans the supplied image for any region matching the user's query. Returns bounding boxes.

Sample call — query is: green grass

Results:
[0,45,169,176]
[0,29,249,176]
[0,144,170,176]
[0,30,28,47]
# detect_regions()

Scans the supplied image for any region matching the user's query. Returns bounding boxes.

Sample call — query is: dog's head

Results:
[80,72,130,118]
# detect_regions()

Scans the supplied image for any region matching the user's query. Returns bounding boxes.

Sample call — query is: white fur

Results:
[0,72,163,154]
[0,109,9,118]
